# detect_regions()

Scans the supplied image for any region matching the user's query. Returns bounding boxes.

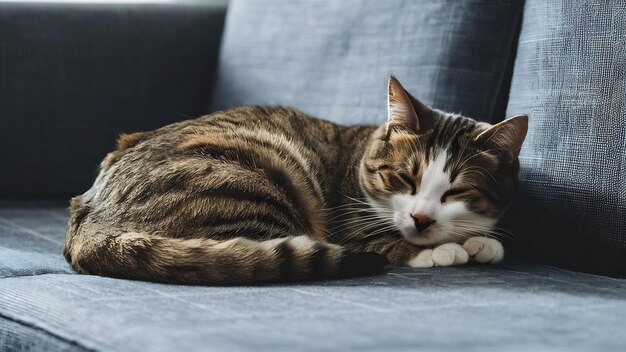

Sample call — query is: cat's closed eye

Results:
[378,169,416,194]
[440,187,472,203]
[397,173,417,194]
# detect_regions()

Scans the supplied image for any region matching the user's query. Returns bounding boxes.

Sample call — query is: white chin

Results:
[401,229,449,246]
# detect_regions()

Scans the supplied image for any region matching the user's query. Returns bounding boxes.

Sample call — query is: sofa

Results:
[1,0,625,351]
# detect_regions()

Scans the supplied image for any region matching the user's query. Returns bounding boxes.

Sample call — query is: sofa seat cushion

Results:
[2,266,626,352]
[504,0,626,277]
[212,0,523,125]
[1,205,626,351]
[0,205,73,278]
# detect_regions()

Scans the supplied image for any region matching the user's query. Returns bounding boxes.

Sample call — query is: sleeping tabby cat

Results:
[63,77,527,284]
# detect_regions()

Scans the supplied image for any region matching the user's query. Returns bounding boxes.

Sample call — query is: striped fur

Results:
[64,78,527,284]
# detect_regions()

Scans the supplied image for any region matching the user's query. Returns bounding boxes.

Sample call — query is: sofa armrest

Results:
[0,0,227,199]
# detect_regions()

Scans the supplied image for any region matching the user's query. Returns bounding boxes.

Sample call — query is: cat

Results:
[63,77,527,284]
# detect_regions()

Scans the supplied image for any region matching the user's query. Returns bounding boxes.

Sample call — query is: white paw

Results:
[407,249,434,268]
[406,243,469,268]
[462,237,504,264]
[432,243,469,266]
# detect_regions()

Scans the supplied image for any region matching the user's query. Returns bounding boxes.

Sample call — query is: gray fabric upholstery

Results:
[3,0,626,350]
[0,0,227,198]
[0,205,73,278]
[1,205,626,351]
[213,0,523,125]
[503,1,626,277]
[0,319,82,352]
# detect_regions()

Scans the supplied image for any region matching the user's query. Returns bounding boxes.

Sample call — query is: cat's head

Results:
[360,77,527,246]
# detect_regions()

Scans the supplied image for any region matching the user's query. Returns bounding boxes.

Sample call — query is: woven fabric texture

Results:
[0,1,227,198]
[504,0,626,277]
[212,0,523,125]
[1,205,626,351]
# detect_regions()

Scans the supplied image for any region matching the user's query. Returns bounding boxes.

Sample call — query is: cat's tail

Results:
[64,223,388,285]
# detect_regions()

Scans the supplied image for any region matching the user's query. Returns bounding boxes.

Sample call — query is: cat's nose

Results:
[411,213,435,232]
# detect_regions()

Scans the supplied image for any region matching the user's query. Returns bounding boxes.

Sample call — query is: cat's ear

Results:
[386,76,420,133]
[475,115,528,163]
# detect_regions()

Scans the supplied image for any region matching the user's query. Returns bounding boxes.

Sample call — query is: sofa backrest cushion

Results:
[504,0,626,277]
[213,0,523,125]
[0,1,227,198]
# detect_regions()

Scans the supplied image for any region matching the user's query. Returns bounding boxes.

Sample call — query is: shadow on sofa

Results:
[503,169,626,278]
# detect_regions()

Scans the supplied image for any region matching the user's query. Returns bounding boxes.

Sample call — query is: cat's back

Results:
[75,106,344,240]
[63,107,387,284]
[116,106,340,162]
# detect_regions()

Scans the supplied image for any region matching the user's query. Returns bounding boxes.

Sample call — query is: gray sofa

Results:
[1,0,625,351]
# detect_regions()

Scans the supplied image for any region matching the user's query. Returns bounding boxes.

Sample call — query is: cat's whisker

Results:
[326,211,375,220]
[331,214,390,221]
[448,231,475,241]
[364,226,399,238]
[450,223,515,240]
[448,220,516,242]
[339,194,369,203]
[327,207,392,214]
[324,206,371,215]
[329,218,392,232]
[325,206,375,212]
[342,221,390,237]
[324,204,385,214]
[324,202,373,210]
[367,223,397,234]
[336,221,394,245]
[326,211,393,222]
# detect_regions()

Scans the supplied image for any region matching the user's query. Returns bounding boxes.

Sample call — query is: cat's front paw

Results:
[407,243,469,268]
[462,237,504,264]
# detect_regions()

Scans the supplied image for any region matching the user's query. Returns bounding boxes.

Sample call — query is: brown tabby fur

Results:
[64,78,526,284]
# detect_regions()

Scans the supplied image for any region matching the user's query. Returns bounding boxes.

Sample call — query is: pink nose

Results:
[411,213,435,232]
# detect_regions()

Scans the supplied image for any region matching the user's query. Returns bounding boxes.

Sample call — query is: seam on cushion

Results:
[0,250,75,279]
[0,269,75,280]
[0,312,95,352]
